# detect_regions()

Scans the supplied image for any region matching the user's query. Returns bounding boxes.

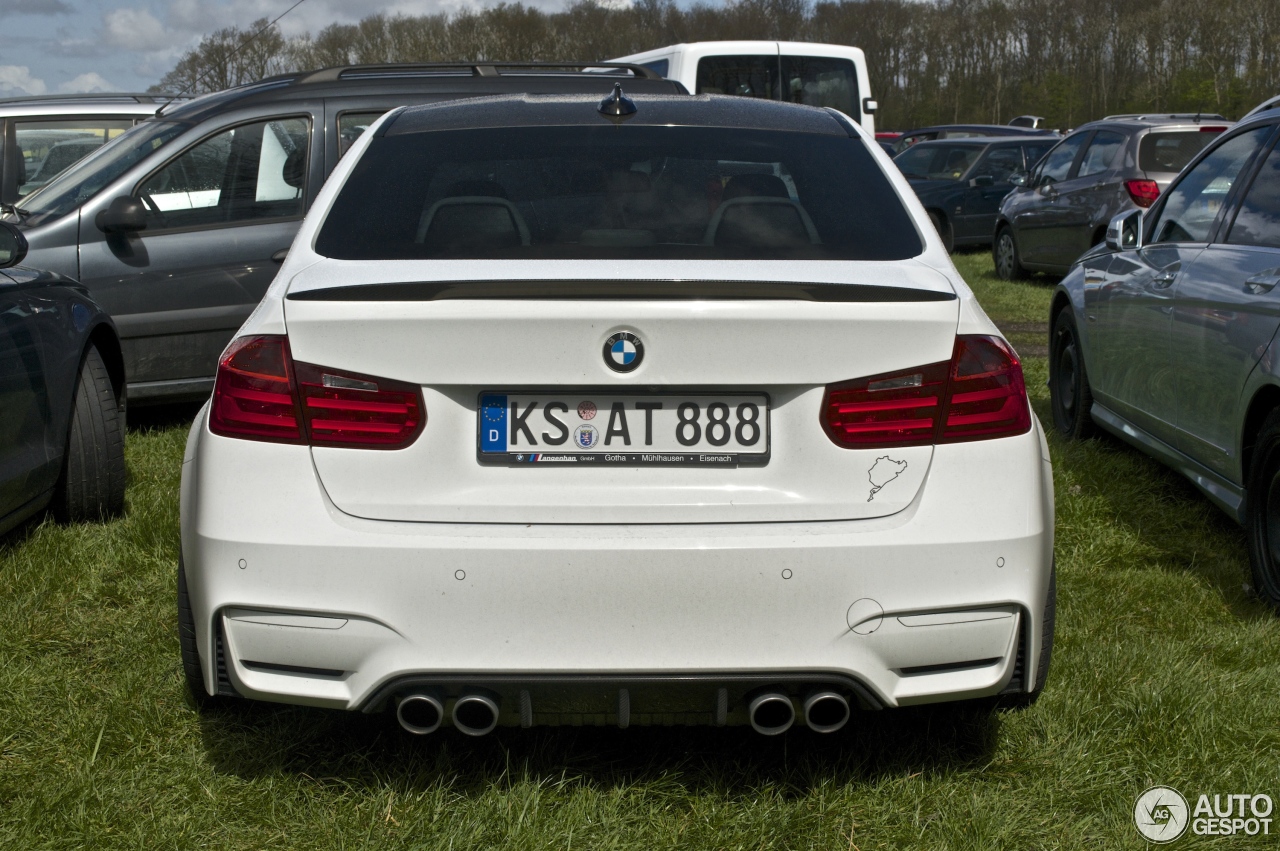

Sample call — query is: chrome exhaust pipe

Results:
[748,691,795,736]
[452,692,500,736]
[803,690,850,734]
[396,693,444,735]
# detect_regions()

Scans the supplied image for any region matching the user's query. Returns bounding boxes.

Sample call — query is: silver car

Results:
[995,114,1232,279]
[1048,106,1280,608]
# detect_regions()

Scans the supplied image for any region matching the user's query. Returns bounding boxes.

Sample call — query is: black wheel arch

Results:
[85,321,125,404]
[1241,384,1280,487]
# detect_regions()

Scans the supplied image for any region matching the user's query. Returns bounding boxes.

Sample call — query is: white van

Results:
[609,41,876,134]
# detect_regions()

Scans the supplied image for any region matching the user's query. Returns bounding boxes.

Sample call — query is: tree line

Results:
[153,0,1280,130]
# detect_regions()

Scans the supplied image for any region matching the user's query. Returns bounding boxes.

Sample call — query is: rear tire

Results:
[928,211,954,253]
[1244,410,1280,611]
[1049,308,1098,440]
[51,345,125,522]
[994,226,1028,280]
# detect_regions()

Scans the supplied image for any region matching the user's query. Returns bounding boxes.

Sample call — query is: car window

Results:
[1078,130,1125,178]
[894,144,982,180]
[16,120,188,227]
[640,59,669,77]
[1023,142,1054,169]
[1227,139,1280,249]
[1139,131,1225,174]
[696,56,778,100]
[338,111,385,159]
[1149,126,1272,245]
[316,125,923,262]
[779,57,857,116]
[1035,133,1087,186]
[973,147,1023,183]
[893,133,935,154]
[137,117,309,231]
[15,119,134,198]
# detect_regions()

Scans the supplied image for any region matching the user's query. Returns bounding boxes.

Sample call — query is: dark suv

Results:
[1,64,684,403]
[994,114,1231,279]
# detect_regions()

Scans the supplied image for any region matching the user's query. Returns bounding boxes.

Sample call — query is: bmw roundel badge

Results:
[603,331,644,373]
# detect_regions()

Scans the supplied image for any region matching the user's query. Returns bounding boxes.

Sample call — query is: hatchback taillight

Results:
[821,335,1030,449]
[1125,179,1161,208]
[210,335,424,449]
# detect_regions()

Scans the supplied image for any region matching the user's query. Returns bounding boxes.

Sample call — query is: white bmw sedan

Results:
[180,89,1055,736]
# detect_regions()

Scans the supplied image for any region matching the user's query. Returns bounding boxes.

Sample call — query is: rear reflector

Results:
[1125,179,1161,208]
[210,334,424,449]
[822,335,1030,448]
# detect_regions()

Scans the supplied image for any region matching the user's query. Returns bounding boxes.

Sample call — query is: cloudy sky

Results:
[0,0,575,96]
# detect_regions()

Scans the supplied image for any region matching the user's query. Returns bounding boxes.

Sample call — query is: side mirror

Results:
[96,196,147,234]
[1008,171,1028,187]
[862,97,878,114]
[0,221,28,268]
[1038,181,1058,197]
[1106,209,1143,251]
[969,174,995,188]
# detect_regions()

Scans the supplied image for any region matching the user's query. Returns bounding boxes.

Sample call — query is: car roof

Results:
[1079,114,1233,132]
[901,124,1053,136]
[382,92,848,136]
[898,136,1039,149]
[156,63,686,125]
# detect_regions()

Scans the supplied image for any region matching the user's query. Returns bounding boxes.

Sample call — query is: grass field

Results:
[2,254,1278,849]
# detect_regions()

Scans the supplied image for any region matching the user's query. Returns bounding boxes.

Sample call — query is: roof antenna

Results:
[598,83,637,122]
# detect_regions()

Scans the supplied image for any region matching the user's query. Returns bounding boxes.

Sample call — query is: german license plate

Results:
[478,393,770,465]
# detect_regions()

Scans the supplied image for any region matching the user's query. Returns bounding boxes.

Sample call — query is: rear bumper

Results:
[181,406,1055,723]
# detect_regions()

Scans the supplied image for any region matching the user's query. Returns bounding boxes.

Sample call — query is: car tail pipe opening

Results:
[452,692,501,736]
[803,690,851,733]
[395,693,444,735]
[748,691,795,735]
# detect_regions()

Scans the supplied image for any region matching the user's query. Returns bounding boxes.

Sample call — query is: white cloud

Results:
[58,72,117,93]
[102,7,170,52]
[0,65,48,95]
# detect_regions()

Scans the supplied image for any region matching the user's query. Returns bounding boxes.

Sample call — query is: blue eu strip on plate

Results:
[480,395,508,452]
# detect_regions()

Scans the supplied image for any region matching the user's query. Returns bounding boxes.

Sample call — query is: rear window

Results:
[1140,131,1222,174]
[894,144,982,180]
[315,125,922,261]
[695,56,858,117]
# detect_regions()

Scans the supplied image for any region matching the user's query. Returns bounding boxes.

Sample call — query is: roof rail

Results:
[0,92,187,106]
[295,62,661,85]
[1101,112,1228,122]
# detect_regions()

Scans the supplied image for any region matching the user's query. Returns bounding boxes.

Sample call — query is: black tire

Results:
[51,345,125,522]
[1002,563,1056,709]
[928,211,955,253]
[178,558,217,709]
[1049,308,1098,440]
[994,226,1028,280]
[1244,409,1280,610]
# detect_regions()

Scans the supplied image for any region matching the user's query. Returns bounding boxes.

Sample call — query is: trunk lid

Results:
[283,260,959,524]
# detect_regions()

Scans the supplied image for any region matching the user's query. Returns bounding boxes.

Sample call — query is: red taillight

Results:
[821,335,1030,449]
[209,335,424,448]
[209,336,304,443]
[295,363,423,447]
[1125,179,1161,208]
[1200,126,1227,133]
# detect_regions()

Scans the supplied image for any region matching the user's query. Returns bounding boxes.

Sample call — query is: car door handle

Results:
[271,249,289,263]
[1151,270,1177,289]
[1246,272,1280,294]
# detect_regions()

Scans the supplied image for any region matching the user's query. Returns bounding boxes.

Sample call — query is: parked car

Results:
[893,136,1057,250]
[1048,104,1280,608]
[0,93,183,206]
[1,63,686,405]
[1008,115,1047,130]
[892,124,1056,155]
[608,42,878,133]
[1243,96,1280,120]
[994,113,1231,279]
[0,222,125,537]
[179,90,1056,730]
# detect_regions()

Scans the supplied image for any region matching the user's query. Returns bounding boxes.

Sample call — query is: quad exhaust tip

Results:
[396,693,444,735]
[803,690,850,733]
[748,692,795,736]
[452,693,500,736]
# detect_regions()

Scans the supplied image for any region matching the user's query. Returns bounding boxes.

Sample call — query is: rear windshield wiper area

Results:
[286,280,957,302]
